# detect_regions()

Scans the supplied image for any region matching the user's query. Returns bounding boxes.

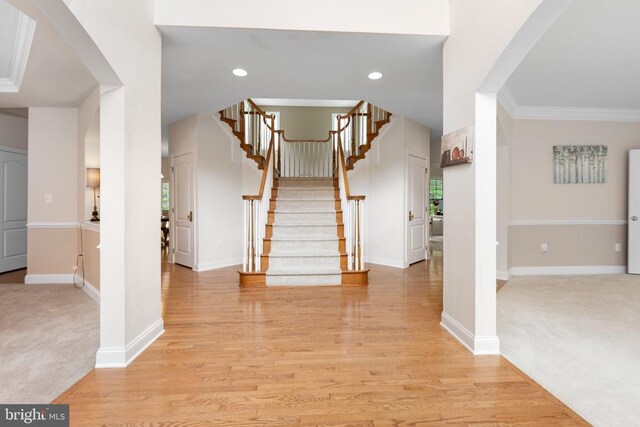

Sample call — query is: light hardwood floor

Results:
[54,257,586,426]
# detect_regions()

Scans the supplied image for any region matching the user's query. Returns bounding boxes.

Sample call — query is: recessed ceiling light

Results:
[368,72,383,80]
[232,68,248,77]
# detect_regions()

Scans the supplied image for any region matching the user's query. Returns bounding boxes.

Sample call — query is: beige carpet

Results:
[0,282,99,403]
[498,274,640,427]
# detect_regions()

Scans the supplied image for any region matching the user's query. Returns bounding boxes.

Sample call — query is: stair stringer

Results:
[218,111,265,169]
[347,113,393,170]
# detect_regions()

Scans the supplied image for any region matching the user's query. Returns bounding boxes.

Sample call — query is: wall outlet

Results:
[44,194,52,204]
[217,240,222,248]
[541,243,548,255]
[615,243,622,252]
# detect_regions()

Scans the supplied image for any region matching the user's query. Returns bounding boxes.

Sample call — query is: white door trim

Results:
[628,150,640,274]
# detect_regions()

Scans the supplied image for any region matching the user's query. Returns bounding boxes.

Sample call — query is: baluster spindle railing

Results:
[278,133,334,178]
[335,119,366,272]
[220,99,277,170]
[240,106,277,273]
[336,101,391,170]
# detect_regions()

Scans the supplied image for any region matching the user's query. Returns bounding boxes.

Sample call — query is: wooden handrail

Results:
[337,138,365,201]
[242,133,275,201]
[246,99,277,131]
[338,100,365,121]
[279,130,334,143]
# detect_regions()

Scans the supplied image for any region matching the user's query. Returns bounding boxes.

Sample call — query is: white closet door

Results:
[0,150,27,273]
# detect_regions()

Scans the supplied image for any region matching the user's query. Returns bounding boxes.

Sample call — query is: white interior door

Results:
[628,150,640,273]
[0,150,27,273]
[407,155,427,265]
[172,153,194,268]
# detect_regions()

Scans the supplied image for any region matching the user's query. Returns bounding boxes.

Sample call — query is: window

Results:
[161,182,170,213]
[429,178,443,216]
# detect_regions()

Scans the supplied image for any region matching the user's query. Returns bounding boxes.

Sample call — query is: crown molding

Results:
[497,86,519,115]
[0,12,36,93]
[498,85,640,123]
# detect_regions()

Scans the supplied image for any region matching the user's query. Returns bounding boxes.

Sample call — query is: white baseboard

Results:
[511,265,627,276]
[95,318,164,368]
[496,270,512,281]
[74,275,100,304]
[194,257,243,272]
[25,274,74,285]
[365,256,408,269]
[440,312,500,355]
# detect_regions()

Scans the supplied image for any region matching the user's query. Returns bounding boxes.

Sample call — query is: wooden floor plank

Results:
[53,256,587,426]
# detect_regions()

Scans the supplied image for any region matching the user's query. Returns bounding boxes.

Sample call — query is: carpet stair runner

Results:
[264,177,344,286]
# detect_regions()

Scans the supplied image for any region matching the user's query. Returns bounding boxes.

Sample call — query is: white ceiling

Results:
[506,0,640,109]
[0,0,97,107]
[160,26,445,136]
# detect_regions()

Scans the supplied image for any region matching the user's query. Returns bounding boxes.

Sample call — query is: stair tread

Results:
[268,236,341,241]
[266,267,342,276]
[277,187,334,190]
[272,224,338,227]
[274,198,336,202]
[271,211,342,214]
[268,251,341,258]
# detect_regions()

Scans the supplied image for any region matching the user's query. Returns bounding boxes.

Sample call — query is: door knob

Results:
[632,216,638,221]
[188,211,193,222]
[409,211,414,221]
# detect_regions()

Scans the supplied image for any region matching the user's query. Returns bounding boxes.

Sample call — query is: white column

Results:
[473,92,499,353]
[97,87,127,360]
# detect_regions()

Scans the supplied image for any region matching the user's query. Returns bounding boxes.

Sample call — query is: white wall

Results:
[497,106,640,273]
[154,0,450,36]
[168,115,197,155]
[259,106,349,141]
[430,138,443,179]
[349,116,430,268]
[28,108,78,223]
[169,114,260,271]
[194,115,243,270]
[441,0,546,355]
[27,108,79,277]
[0,114,28,152]
[60,0,163,367]
[496,103,513,278]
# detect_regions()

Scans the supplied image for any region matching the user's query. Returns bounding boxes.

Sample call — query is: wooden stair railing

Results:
[276,131,336,178]
[238,113,277,287]
[219,99,274,170]
[335,120,369,286]
[336,101,392,170]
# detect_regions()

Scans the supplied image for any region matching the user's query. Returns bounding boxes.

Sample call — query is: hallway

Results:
[54,258,584,425]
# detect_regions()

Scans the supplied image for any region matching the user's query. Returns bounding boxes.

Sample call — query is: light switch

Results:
[45,194,52,204]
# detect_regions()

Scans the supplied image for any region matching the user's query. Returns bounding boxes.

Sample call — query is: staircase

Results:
[219,98,391,287]
[263,177,345,286]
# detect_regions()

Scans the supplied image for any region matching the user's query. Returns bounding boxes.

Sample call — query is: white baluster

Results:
[255,200,261,271]
[242,200,247,272]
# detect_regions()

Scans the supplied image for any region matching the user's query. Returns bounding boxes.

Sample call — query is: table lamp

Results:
[86,168,100,222]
